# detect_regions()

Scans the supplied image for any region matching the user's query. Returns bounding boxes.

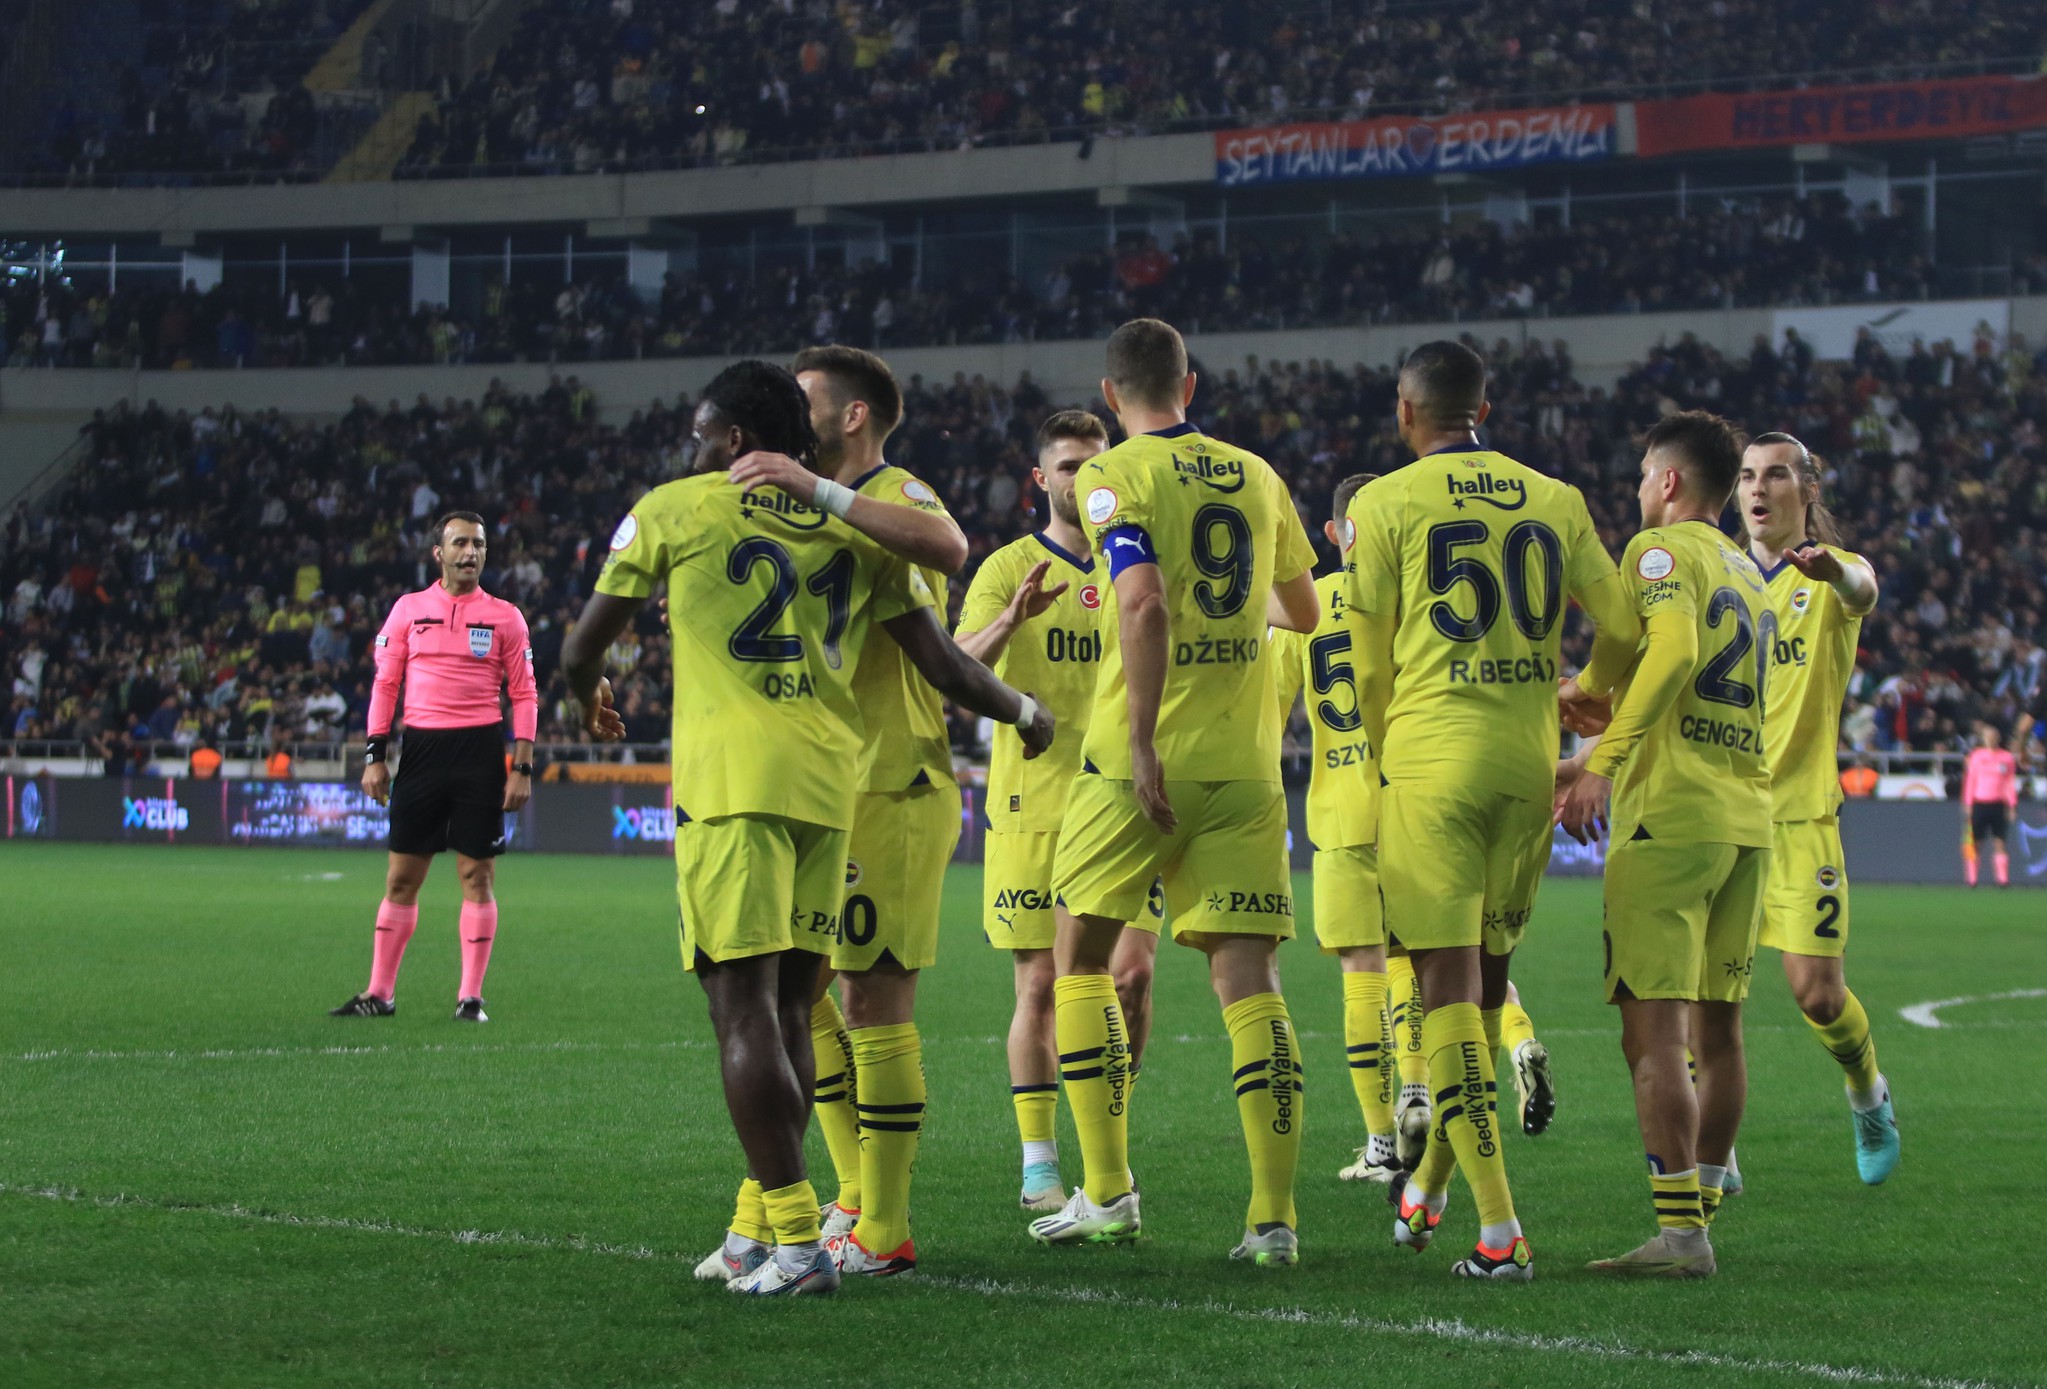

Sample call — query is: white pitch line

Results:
[0,1181,2019,1389]
[1899,989,2047,1029]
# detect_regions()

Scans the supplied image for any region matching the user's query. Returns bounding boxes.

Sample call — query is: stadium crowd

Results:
[18,0,2043,181]
[4,322,2045,775]
[5,194,1969,371]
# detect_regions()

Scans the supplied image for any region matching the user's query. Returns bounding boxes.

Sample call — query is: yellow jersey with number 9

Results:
[1759,550,1865,822]
[596,472,934,828]
[846,463,957,791]
[1269,572,1378,850]
[1342,449,1620,802]
[1607,523,1773,847]
[1076,423,1318,784]
[957,531,1106,831]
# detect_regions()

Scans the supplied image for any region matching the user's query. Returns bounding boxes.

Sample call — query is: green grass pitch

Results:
[3,842,2043,1388]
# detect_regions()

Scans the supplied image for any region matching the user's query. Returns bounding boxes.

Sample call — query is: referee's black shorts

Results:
[1972,801,2011,843]
[389,723,509,859]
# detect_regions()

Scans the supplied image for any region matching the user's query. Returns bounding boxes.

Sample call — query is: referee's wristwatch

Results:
[510,761,534,777]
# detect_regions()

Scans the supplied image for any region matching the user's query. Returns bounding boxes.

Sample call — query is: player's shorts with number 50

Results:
[833,781,962,973]
[1759,816,1849,959]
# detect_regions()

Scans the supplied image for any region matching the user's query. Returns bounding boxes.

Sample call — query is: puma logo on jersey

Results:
[1446,474,1526,511]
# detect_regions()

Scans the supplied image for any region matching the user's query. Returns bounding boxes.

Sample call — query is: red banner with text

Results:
[1636,75,2047,158]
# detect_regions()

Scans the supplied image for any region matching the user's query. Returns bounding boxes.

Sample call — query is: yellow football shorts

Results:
[676,812,847,970]
[1312,843,1385,953]
[1052,772,1292,946]
[1378,784,1551,955]
[1602,837,1769,1004]
[983,829,1166,949]
[832,779,963,973]
[1758,817,1850,959]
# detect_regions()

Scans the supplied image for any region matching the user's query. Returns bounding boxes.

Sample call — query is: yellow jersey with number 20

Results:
[1269,572,1377,851]
[1076,422,1318,784]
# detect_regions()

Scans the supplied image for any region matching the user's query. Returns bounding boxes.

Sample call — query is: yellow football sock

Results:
[1411,1104,1459,1196]
[1389,954,1428,1087]
[1501,1001,1536,1056]
[1013,1084,1058,1147]
[850,1022,924,1254]
[730,1177,773,1245]
[1424,1002,1515,1229]
[809,993,862,1211]
[1055,974,1131,1205]
[1700,1180,1724,1226]
[1481,1006,1505,1056]
[1807,989,1881,1097]
[761,1178,823,1247]
[1651,1168,1706,1231]
[1342,972,1395,1138]
[1223,992,1302,1231]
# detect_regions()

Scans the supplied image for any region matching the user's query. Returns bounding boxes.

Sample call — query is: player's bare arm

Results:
[956,559,1068,666]
[881,606,1055,757]
[728,450,969,575]
[1265,568,1320,634]
[1113,559,1174,833]
[559,592,632,742]
[1559,612,1698,843]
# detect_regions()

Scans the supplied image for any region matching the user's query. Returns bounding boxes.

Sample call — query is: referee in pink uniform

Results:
[332,512,540,1022]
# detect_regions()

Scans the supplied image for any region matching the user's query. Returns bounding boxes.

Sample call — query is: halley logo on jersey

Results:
[123,796,189,831]
[1079,584,1102,610]
[611,806,675,841]
[1446,473,1526,511]
[468,626,493,658]
[1171,452,1245,492]
[737,488,828,530]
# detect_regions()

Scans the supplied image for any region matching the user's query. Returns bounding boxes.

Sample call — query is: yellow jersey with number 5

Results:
[1342,449,1620,802]
[1759,551,1865,822]
[1607,523,1773,846]
[1269,572,1377,851]
[956,531,1106,831]
[1076,423,1318,784]
[846,463,957,791]
[596,473,934,828]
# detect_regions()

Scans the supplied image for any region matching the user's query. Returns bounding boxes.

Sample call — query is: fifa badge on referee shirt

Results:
[468,626,493,658]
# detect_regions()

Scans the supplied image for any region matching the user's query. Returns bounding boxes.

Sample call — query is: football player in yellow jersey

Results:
[955,408,1163,1214]
[1739,432,1899,1185]
[1557,411,1772,1279]
[561,361,1051,1296]
[726,344,983,1277]
[1029,319,1322,1266]
[1343,341,1641,1281]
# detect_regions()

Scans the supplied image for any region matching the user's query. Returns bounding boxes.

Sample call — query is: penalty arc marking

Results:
[1899,988,2047,1030]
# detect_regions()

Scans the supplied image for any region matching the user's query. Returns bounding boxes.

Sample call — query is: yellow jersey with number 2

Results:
[1759,550,1866,822]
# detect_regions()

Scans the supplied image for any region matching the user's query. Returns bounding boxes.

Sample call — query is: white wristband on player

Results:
[813,477,857,519]
[1012,692,1040,731]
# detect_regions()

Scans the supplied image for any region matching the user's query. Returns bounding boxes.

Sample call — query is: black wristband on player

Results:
[364,736,389,764]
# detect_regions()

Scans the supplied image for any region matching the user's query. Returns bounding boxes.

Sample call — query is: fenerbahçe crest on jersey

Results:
[847,464,957,791]
[1269,572,1377,850]
[957,531,1105,831]
[1608,523,1773,847]
[1076,423,1318,783]
[1759,549,1866,822]
[1342,449,1619,802]
[596,472,933,828]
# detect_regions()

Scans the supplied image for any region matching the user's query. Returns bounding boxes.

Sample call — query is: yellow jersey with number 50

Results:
[1606,523,1773,847]
[846,463,957,791]
[1342,449,1620,802]
[596,472,934,828]
[1759,550,1865,822]
[957,531,1106,831]
[1269,572,1378,851]
[1076,423,1318,784]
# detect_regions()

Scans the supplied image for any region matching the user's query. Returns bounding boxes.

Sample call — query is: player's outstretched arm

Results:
[883,607,1055,758]
[730,451,969,574]
[559,593,633,742]
[955,559,1066,666]
[1785,544,1878,617]
[1265,568,1320,634]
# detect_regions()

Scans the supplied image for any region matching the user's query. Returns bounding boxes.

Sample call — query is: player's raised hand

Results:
[1018,691,1056,760]
[1007,559,1069,624]
[1130,740,1176,834]
[729,450,820,500]
[361,760,391,807]
[1783,543,1846,585]
[1555,766,1611,845]
[1558,675,1613,737]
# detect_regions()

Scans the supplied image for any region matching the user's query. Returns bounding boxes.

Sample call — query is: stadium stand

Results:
[4,328,2043,772]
